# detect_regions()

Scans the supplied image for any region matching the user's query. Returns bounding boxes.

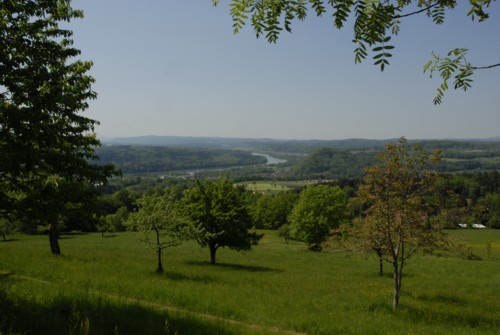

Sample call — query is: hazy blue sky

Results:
[71,1,500,140]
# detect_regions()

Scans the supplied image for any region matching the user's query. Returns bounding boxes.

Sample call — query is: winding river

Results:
[252,153,287,165]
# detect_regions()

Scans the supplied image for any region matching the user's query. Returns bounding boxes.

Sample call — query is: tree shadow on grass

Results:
[415,293,467,306]
[160,270,214,284]
[0,238,19,243]
[59,232,89,240]
[186,260,282,273]
[361,270,416,280]
[0,285,240,335]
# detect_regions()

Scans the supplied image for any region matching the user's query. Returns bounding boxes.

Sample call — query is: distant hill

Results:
[292,148,374,179]
[103,135,268,149]
[103,135,402,154]
[290,140,500,179]
[95,145,266,174]
[103,135,500,153]
[98,136,500,179]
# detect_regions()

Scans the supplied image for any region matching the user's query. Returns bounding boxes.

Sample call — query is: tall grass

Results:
[0,230,499,334]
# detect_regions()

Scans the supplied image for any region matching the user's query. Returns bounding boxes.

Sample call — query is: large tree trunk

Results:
[48,224,61,255]
[2,232,5,241]
[209,244,217,265]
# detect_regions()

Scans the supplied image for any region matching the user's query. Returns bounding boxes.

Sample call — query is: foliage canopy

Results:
[0,0,117,253]
[183,177,262,264]
[353,137,445,307]
[289,184,348,250]
[127,191,191,273]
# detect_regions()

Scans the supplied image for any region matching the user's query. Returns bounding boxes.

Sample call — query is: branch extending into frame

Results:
[395,3,440,19]
[472,62,500,70]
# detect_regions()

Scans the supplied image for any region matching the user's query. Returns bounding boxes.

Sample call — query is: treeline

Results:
[95,145,267,174]
[92,140,500,181]
[2,169,499,246]
[282,143,500,180]
[10,170,500,236]
[291,148,375,179]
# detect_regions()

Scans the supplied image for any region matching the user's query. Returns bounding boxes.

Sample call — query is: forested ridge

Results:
[95,145,266,173]
[292,148,374,179]
[292,142,500,180]
[96,138,500,179]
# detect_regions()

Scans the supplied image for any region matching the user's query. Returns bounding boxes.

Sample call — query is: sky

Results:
[69,1,500,141]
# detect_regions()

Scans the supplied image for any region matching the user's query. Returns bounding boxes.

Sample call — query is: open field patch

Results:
[237,181,321,194]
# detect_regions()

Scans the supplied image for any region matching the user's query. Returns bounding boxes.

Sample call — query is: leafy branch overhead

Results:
[212,0,499,104]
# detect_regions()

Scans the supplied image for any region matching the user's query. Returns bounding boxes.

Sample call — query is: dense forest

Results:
[95,145,266,174]
[289,143,500,180]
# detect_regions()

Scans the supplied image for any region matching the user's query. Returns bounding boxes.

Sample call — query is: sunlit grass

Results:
[237,181,318,194]
[1,230,499,334]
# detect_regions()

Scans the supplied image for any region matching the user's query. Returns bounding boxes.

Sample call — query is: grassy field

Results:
[237,181,320,194]
[0,230,499,334]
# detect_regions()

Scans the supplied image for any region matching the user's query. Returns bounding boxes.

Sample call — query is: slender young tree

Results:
[127,191,191,273]
[354,137,444,308]
[0,1,117,254]
[0,216,16,241]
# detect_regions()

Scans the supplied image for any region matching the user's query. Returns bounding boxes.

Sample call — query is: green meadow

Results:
[238,181,319,194]
[0,230,499,335]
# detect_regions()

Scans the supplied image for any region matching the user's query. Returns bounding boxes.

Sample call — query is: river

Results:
[252,153,287,165]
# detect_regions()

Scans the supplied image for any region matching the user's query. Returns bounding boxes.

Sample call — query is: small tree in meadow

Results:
[349,217,386,276]
[289,184,347,251]
[354,137,445,308]
[183,177,262,265]
[96,218,112,237]
[278,224,291,244]
[0,217,16,241]
[127,191,191,273]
